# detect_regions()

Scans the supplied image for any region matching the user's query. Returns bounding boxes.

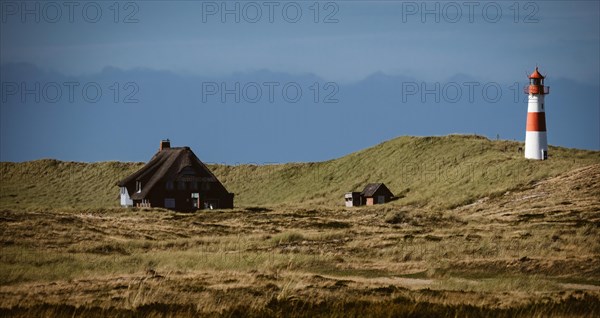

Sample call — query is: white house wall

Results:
[120,187,133,207]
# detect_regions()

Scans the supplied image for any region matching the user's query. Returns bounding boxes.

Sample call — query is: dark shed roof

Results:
[361,183,393,197]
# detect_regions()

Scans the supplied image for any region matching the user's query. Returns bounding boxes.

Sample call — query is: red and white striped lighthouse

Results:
[524,67,550,160]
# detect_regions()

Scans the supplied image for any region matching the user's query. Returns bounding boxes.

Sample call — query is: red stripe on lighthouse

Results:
[526,112,546,132]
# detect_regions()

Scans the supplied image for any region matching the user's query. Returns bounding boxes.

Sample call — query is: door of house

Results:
[191,193,199,209]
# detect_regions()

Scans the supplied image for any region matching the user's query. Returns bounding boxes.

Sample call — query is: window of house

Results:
[136,181,142,192]
[164,198,175,208]
[178,181,186,190]
[166,181,174,190]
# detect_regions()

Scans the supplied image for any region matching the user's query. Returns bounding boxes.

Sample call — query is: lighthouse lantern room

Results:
[524,67,550,160]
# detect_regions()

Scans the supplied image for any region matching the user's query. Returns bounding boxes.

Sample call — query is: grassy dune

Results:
[1,135,599,210]
[1,135,599,317]
[214,135,599,208]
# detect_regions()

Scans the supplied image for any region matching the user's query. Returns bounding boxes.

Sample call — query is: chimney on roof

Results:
[160,139,170,151]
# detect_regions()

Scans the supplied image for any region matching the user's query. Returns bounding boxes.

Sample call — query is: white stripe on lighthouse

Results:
[527,94,545,114]
[525,131,548,159]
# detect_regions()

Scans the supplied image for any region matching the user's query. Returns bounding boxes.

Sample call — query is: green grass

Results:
[1,135,599,210]
[270,232,306,246]
[0,244,335,285]
[3,294,599,318]
[434,274,562,293]
[0,160,143,209]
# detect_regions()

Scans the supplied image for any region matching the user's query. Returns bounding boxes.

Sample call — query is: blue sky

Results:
[1,1,599,162]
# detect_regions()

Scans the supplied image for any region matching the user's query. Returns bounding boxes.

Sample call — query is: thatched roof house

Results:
[117,140,233,211]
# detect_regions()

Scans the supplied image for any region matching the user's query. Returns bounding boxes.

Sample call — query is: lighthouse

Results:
[524,67,550,160]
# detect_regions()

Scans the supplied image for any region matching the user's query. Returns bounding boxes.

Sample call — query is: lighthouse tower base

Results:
[525,131,548,160]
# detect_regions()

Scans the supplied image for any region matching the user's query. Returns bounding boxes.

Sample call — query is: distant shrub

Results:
[384,211,407,224]
[86,243,130,255]
[270,232,305,246]
[245,207,272,213]
[311,221,351,229]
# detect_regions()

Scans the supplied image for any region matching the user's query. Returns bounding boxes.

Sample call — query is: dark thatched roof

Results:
[116,147,223,201]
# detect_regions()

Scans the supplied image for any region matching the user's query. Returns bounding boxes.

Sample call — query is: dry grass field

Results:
[1,136,599,317]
